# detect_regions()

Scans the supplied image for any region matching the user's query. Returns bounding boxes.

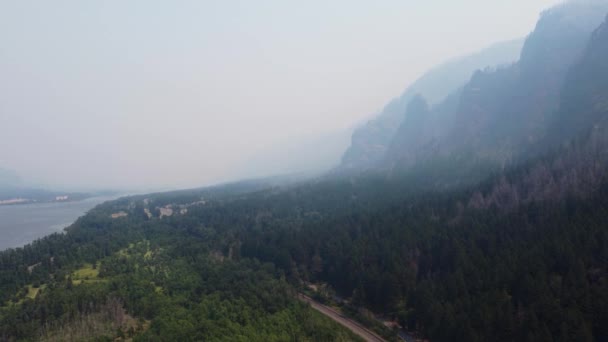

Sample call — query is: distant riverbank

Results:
[0,196,118,251]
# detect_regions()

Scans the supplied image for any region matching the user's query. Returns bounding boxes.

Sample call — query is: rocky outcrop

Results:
[340,39,524,171]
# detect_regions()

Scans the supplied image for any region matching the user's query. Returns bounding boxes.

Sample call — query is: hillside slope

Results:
[384,1,608,176]
[341,39,523,171]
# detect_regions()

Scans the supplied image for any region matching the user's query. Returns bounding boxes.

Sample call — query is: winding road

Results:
[298,294,387,342]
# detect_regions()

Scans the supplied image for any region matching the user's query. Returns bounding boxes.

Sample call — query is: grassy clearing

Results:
[2,284,47,308]
[118,240,154,259]
[26,285,44,299]
[73,263,100,278]
[71,263,104,285]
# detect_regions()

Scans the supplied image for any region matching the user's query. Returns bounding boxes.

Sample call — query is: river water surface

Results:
[0,196,116,251]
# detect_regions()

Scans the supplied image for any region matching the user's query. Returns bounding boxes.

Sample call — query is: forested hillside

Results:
[0,192,362,341]
[4,133,608,341]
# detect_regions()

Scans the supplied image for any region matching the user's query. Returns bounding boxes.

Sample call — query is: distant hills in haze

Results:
[231,38,526,182]
[341,1,608,189]
[341,38,524,171]
[0,168,95,204]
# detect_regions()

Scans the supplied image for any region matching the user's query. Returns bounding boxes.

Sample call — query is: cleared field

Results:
[71,263,103,285]
[26,285,41,299]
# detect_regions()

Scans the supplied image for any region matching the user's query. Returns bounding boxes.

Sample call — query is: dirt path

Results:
[298,294,386,342]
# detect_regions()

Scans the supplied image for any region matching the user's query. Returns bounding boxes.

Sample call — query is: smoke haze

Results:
[0,0,560,190]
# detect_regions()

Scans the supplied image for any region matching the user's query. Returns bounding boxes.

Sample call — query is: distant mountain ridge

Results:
[0,168,94,203]
[340,39,524,171]
[380,1,608,181]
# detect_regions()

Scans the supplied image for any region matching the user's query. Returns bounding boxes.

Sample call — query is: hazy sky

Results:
[0,0,560,190]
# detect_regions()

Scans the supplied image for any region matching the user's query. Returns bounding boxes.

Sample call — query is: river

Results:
[0,196,116,251]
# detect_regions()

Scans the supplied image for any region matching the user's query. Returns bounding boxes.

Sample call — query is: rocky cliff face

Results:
[384,90,462,170]
[340,39,524,171]
[442,2,608,161]
[467,15,608,210]
[384,1,608,174]
[550,12,608,144]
